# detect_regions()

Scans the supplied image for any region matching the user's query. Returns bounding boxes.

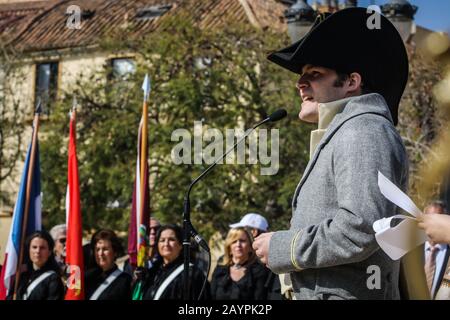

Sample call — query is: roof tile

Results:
[1,0,287,52]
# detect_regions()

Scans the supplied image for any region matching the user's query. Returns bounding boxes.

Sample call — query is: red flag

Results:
[64,110,85,300]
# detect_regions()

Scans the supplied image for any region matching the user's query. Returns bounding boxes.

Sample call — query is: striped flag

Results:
[128,123,150,268]
[64,108,84,300]
[0,118,42,299]
[128,75,151,270]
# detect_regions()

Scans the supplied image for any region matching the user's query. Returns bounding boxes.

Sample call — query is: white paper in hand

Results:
[373,171,427,260]
[377,172,422,217]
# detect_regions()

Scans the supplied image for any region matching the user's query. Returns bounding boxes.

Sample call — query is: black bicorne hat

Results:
[268,8,409,125]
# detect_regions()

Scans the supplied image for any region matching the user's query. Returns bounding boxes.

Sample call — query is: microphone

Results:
[268,109,287,122]
[250,108,287,130]
[185,109,288,254]
[182,108,288,299]
[186,108,287,190]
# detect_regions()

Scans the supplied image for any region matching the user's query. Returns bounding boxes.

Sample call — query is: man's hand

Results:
[417,213,450,245]
[252,232,274,266]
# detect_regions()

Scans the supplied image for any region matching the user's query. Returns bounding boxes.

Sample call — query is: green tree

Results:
[0,44,26,209]
[398,48,445,206]
[40,17,312,240]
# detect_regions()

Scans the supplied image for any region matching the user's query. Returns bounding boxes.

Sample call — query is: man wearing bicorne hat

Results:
[253,7,421,299]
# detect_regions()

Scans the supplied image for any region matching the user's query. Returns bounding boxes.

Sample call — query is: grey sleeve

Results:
[268,118,407,274]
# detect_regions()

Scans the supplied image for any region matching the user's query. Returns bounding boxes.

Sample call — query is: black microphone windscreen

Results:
[268,109,287,122]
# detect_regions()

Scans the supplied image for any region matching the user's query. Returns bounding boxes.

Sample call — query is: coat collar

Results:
[317,96,354,130]
[292,93,393,209]
[309,96,353,158]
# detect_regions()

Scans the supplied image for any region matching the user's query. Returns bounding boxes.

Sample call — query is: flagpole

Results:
[137,75,150,268]
[139,95,148,266]
[13,101,41,300]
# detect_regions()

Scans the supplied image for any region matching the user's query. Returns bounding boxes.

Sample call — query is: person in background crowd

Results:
[49,224,67,275]
[129,217,162,299]
[7,230,64,300]
[141,224,209,300]
[230,213,284,299]
[85,229,132,300]
[418,201,450,246]
[230,213,269,239]
[147,218,162,267]
[124,217,162,276]
[418,201,450,299]
[210,227,268,300]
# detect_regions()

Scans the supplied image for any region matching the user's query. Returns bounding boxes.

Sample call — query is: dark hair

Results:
[334,72,372,95]
[155,224,183,246]
[25,230,60,273]
[425,200,447,212]
[91,229,123,256]
[26,230,55,253]
[83,243,96,270]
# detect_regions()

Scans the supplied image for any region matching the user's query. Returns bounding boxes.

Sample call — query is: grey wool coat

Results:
[268,93,409,300]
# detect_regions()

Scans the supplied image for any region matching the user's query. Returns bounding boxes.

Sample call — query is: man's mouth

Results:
[302,96,314,102]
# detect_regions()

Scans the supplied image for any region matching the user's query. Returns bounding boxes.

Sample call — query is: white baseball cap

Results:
[229,213,269,232]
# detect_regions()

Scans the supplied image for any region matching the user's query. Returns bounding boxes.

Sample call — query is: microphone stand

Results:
[182,117,271,300]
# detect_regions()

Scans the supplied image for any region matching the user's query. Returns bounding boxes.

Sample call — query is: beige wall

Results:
[0,49,131,217]
[0,75,31,255]
[0,213,12,262]
[0,63,34,213]
[59,52,110,93]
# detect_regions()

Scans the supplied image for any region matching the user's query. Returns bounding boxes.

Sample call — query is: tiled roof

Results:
[1,0,287,52]
[0,0,48,40]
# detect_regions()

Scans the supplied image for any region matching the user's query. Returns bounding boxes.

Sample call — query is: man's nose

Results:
[296,74,310,89]
[296,79,308,90]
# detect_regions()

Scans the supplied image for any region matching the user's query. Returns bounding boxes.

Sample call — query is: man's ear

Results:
[347,72,362,93]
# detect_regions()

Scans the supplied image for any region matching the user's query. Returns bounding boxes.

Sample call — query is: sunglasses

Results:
[58,238,66,244]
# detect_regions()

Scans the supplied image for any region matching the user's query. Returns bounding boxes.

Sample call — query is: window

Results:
[135,5,172,21]
[35,62,58,115]
[111,58,136,80]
